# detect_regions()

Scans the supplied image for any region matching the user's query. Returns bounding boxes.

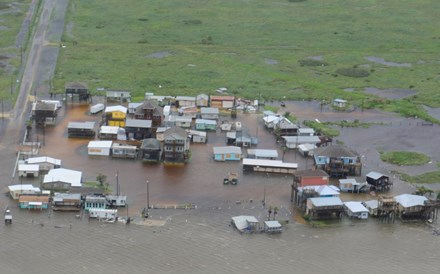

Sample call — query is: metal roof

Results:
[88,141,113,149]
[18,164,39,172]
[395,194,427,208]
[247,149,278,158]
[344,201,369,213]
[8,184,40,192]
[264,220,282,228]
[125,119,152,128]
[195,119,217,125]
[366,171,387,180]
[314,144,359,158]
[201,107,219,114]
[339,178,359,185]
[100,126,119,134]
[213,146,242,155]
[299,185,340,196]
[362,200,378,209]
[176,96,195,101]
[44,168,82,187]
[68,121,95,130]
[282,136,321,144]
[309,197,343,207]
[105,105,127,113]
[242,158,298,169]
[231,216,258,231]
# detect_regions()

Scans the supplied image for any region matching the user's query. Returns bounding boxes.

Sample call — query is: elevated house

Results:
[213,146,242,161]
[293,169,329,188]
[52,193,82,211]
[366,171,392,192]
[140,138,162,162]
[125,118,152,140]
[65,82,90,102]
[19,195,50,210]
[394,194,430,221]
[196,94,209,107]
[8,184,41,200]
[209,95,235,109]
[104,105,127,127]
[263,115,281,130]
[67,121,96,138]
[106,90,131,103]
[313,145,362,178]
[32,101,58,125]
[275,117,299,136]
[176,96,196,108]
[111,143,138,159]
[134,100,163,132]
[43,168,82,191]
[200,107,219,120]
[163,127,190,164]
[187,130,207,143]
[293,184,339,210]
[306,197,344,220]
[84,195,107,211]
[344,202,369,219]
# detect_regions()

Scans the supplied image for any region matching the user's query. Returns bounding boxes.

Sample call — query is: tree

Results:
[268,206,272,221]
[273,206,279,220]
[96,173,107,187]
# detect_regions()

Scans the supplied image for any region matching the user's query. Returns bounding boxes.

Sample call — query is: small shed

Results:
[344,201,369,219]
[235,132,252,147]
[18,164,39,177]
[200,107,220,120]
[298,143,317,157]
[67,121,96,138]
[8,184,41,200]
[213,146,242,161]
[231,216,259,232]
[187,130,207,143]
[333,98,347,108]
[195,119,217,131]
[176,96,196,108]
[88,140,113,156]
[264,221,282,233]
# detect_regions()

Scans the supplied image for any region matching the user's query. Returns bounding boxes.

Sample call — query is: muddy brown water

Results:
[1,101,439,273]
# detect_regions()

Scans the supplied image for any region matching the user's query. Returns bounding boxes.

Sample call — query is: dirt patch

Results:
[147,51,171,58]
[364,87,416,99]
[365,56,411,67]
[265,58,278,65]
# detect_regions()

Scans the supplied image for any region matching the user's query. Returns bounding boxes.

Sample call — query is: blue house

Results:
[195,119,217,131]
[213,146,242,161]
[313,145,361,177]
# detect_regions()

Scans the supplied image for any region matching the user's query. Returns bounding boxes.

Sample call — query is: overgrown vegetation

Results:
[48,0,440,122]
[398,170,440,184]
[303,120,340,137]
[380,151,430,166]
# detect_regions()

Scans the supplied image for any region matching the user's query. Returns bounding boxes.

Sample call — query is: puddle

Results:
[147,51,172,58]
[364,87,417,99]
[365,56,411,67]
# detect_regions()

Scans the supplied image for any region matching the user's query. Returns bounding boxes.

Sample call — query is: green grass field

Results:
[27,0,440,122]
[0,0,33,99]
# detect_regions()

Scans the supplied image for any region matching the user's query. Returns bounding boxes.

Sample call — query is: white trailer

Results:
[90,103,105,114]
[88,209,118,222]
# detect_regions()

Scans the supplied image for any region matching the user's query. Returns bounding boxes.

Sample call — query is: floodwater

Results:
[1,101,440,273]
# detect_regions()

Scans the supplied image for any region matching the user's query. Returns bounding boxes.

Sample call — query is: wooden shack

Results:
[366,171,392,192]
[306,197,344,220]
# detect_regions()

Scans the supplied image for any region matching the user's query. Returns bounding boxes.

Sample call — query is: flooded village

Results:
[1,85,440,272]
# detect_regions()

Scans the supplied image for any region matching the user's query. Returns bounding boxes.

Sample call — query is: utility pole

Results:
[116,170,120,196]
[146,180,150,218]
[262,187,266,207]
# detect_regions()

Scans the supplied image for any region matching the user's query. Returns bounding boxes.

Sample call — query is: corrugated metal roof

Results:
[309,197,343,207]
[395,194,427,208]
[195,119,217,125]
[231,216,258,231]
[363,200,378,209]
[242,158,298,169]
[100,126,119,134]
[201,107,219,114]
[314,144,359,158]
[247,149,278,158]
[68,121,95,130]
[264,220,282,228]
[105,105,127,113]
[88,141,113,148]
[125,119,152,128]
[8,184,40,192]
[213,146,242,154]
[344,201,368,213]
[43,168,82,187]
[366,171,386,180]
[282,136,321,144]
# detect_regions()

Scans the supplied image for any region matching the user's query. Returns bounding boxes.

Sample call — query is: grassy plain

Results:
[0,0,33,99]
[380,151,430,166]
[54,0,440,120]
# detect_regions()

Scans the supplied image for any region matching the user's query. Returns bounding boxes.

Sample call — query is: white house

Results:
[18,164,40,177]
[88,140,113,156]
[43,168,82,190]
[344,201,369,219]
[8,184,41,200]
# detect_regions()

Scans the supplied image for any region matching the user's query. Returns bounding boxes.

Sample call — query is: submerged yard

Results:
[53,0,440,120]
